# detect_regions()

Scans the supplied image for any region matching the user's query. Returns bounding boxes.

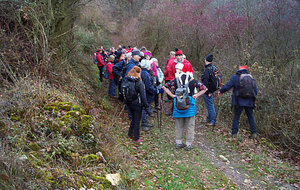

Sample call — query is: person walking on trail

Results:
[95,48,105,82]
[218,65,258,139]
[201,54,217,126]
[140,59,164,131]
[106,55,116,97]
[125,66,150,143]
[162,63,207,150]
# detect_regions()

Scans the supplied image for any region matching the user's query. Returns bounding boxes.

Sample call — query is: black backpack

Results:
[236,74,257,98]
[175,74,190,110]
[121,77,138,102]
[208,66,222,93]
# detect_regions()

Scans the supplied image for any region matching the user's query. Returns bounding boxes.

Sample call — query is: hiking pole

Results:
[159,93,163,132]
[212,95,222,132]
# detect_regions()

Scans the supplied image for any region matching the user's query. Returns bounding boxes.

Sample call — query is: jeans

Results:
[203,93,216,124]
[127,104,142,140]
[232,106,256,135]
[141,104,152,125]
[108,79,116,96]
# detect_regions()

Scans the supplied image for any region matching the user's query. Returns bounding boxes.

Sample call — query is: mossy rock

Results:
[28,142,41,151]
[82,154,98,163]
[61,115,75,124]
[66,110,81,117]
[44,105,59,111]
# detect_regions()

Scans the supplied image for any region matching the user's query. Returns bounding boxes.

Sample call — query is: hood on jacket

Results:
[236,69,249,75]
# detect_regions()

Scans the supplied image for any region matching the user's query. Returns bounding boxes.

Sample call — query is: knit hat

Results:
[170,51,175,56]
[132,50,143,57]
[205,54,213,62]
[140,59,151,69]
[175,48,183,56]
[128,66,141,79]
[144,52,152,58]
[239,65,248,70]
[151,58,158,65]
[125,52,132,58]
[175,63,184,70]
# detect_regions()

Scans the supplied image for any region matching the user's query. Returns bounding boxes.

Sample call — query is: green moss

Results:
[83,154,98,162]
[61,115,74,124]
[63,127,73,137]
[10,116,20,121]
[44,105,59,111]
[28,142,41,151]
[66,111,81,117]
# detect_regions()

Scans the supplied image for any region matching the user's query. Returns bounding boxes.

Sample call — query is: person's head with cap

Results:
[239,65,248,70]
[140,46,147,52]
[126,52,132,61]
[175,48,183,62]
[144,52,152,60]
[140,59,151,70]
[175,63,184,71]
[131,50,143,62]
[205,54,213,65]
[151,58,158,66]
[170,51,175,58]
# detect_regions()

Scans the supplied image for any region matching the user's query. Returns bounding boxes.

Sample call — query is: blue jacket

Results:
[173,96,197,118]
[113,60,126,79]
[219,69,258,107]
[141,68,157,103]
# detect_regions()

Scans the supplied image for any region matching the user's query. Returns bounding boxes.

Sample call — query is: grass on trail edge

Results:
[113,108,237,190]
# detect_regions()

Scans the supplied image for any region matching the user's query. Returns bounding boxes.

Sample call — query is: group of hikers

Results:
[93,45,258,150]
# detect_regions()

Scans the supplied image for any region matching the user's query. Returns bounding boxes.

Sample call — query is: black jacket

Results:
[201,64,214,93]
[126,78,149,109]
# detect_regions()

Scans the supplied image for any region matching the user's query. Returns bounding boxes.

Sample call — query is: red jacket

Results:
[164,57,176,81]
[96,52,104,67]
[169,59,194,80]
[106,62,114,80]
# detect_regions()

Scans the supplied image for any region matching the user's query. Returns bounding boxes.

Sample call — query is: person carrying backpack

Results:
[218,65,258,139]
[140,59,164,131]
[162,63,207,150]
[113,53,127,100]
[94,48,105,82]
[105,55,116,97]
[201,54,218,126]
[123,66,151,143]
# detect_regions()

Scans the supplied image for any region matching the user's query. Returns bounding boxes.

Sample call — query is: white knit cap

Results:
[175,63,184,70]
[140,59,151,69]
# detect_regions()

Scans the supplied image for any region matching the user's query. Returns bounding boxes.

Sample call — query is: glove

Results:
[158,88,164,94]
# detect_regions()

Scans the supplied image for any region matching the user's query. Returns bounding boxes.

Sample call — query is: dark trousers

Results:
[232,106,256,135]
[127,104,142,140]
[98,66,104,82]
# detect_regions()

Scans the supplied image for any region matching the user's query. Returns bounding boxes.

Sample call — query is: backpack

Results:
[236,74,257,98]
[121,77,138,102]
[93,53,98,64]
[175,75,190,110]
[208,66,222,93]
[103,62,111,79]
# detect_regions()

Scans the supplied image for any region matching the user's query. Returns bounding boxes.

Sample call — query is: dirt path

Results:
[193,122,297,190]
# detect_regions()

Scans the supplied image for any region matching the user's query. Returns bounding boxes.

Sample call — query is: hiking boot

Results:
[175,143,185,149]
[141,126,151,131]
[133,139,144,143]
[185,144,193,151]
[231,133,237,138]
[206,123,216,126]
[251,133,257,139]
